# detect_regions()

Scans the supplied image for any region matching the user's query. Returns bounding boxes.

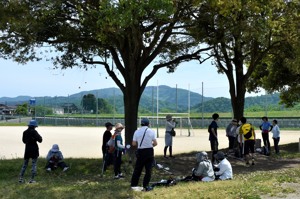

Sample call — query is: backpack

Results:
[241,123,253,139]
[107,134,117,153]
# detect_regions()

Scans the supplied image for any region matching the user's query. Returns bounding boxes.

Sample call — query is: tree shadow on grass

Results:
[153,142,300,178]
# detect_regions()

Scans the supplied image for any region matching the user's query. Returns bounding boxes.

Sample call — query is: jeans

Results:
[262,133,271,151]
[20,158,37,179]
[273,137,280,154]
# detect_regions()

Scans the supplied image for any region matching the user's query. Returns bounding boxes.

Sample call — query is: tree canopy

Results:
[188,0,300,119]
[1,0,299,141]
[0,0,210,144]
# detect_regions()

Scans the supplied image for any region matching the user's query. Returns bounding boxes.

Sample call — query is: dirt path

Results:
[0,126,299,159]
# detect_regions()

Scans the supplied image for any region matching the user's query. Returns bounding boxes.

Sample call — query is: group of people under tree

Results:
[18,113,280,190]
[102,114,233,191]
[199,113,281,185]
[222,114,281,165]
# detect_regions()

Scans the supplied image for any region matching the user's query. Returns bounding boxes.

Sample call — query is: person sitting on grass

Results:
[192,151,215,182]
[46,144,69,172]
[181,151,215,182]
[213,151,233,180]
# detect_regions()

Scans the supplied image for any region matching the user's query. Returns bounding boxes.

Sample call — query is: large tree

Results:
[189,0,300,120]
[82,94,97,113]
[0,0,210,144]
[248,3,300,107]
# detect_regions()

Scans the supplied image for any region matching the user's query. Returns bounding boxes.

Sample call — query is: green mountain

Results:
[0,86,286,113]
[192,93,284,113]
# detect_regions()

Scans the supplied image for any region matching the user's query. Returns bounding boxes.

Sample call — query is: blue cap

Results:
[28,120,38,127]
[141,118,149,126]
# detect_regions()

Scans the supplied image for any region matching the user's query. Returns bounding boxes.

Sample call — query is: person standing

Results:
[131,118,157,191]
[235,123,244,159]
[19,120,43,183]
[113,123,125,179]
[271,119,280,154]
[102,122,114,171]
[226,119,238,154]
[259,116,273,153]
[209,113,219,163]
[239,117,256,166]
[164,115,177,158]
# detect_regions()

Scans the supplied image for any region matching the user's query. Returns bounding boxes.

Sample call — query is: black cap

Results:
[105,122,114,127]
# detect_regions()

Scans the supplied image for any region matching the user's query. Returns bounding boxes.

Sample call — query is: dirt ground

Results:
[0,126,299,159]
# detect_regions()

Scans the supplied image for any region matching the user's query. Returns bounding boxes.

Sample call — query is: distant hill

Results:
[192,93,283,113]
[0,86,285,113]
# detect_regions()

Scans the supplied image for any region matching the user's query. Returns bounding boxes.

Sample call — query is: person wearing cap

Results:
[209,113,219,163]
[113,123,125,179]
[213,151,233,180]
[131,118,157,191]
[19,120,43,183]
[226,119,238,154]
[164,114,177,158]
[102,122,114,172]
[45,144,69,172]
[102,122,114,158]
[192,151,215,182]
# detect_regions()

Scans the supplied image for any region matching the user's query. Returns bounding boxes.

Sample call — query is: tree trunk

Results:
[123,85,141,146]
[230,89,246,121]
[230,66,247,121]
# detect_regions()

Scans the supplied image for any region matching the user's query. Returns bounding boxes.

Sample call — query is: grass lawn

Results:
[1,143,300,199]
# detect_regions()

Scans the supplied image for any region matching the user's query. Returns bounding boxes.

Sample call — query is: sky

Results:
[1,58,263,98]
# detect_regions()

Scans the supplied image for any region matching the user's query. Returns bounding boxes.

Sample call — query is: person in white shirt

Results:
[271,119,280,154]
[213,151,233,180]
[131,118,157,191]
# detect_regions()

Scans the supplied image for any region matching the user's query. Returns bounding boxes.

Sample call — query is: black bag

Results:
[170,128,176,137]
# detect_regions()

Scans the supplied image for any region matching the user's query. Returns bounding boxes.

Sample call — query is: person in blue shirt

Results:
[259,116,273,153]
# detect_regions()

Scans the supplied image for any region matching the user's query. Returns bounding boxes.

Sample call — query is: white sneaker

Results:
[118,173,124,178]
[63,167,69,172]
[114,175,120,179]
[131,186,143,191]
[18,177,24,183]
[29,179,36,183]
[46,168,51,172]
